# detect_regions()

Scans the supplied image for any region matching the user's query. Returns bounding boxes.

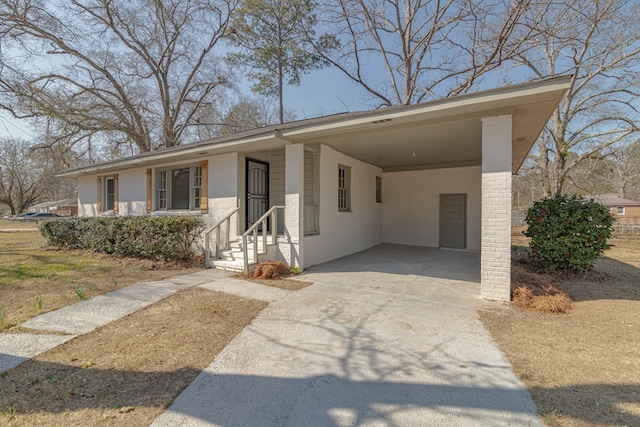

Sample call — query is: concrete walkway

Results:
[0,269,292,373]
[152,244,543,427]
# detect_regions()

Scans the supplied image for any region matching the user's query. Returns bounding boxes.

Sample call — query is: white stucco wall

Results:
[303,144,384,267]
[116,168,147,215]
[77,168,150,217]
[77,175,98,217]
[76,153,241,224]
[381,166,481,250]
[208,153,239,232]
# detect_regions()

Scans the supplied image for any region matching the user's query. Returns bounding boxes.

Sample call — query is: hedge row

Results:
[39,216,204,261]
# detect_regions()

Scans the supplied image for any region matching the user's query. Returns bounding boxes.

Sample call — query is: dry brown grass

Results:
[0,287,267,426]
[480,229,640,426]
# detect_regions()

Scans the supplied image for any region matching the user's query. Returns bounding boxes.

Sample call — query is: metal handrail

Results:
[204,206,240,267]
[241,205,284,272]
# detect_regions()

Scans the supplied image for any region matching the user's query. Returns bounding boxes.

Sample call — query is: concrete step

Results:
[208,235,279,272]
[209,259,247,272]
[219,249,247,261]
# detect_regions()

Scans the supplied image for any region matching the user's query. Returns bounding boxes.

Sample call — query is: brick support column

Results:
[481,115,512,301]
[285,143,304,270]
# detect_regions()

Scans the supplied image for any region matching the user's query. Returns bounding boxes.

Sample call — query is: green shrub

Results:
[40,216,204,262]
[39,219,84,248]
[524,194,613,272]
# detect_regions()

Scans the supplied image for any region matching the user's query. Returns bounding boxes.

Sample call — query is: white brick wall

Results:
[481,115,512,301]
[284,144,305,269]
[382,166,481,249]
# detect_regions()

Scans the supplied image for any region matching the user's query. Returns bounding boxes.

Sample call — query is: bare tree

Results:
[0,0,236,153]
[0,137,54,214]
[516,0,640,196]
[565,153,616,196]
[218,97,296,134]
[513,164,545,210]
[310,0,533,106]
[604,140,640,200]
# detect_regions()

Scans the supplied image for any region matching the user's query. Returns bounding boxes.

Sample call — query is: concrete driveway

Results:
[153,244,542,426]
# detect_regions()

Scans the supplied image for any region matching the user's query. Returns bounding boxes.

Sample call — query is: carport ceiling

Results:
[310,116,484,172]
[283,91,565,174]
[57,77,569,178]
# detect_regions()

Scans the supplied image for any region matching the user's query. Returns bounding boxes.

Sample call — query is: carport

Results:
[292,76,571,300]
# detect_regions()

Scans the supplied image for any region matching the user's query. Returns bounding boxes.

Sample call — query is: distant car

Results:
[29,212,60,218]
[18,212,37,217]
[19,212,61,221]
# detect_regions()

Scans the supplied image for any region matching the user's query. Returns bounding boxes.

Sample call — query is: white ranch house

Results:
[60,77,570,301]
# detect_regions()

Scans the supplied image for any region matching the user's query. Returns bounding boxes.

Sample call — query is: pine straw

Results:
[512,285,572,314]
[511,249,573,314]
[251,260,292,280]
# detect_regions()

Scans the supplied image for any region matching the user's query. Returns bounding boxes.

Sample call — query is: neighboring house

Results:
[592,194,640,219]
[58,77,570,301]
[29,199,78,217]
[591,194,640,234]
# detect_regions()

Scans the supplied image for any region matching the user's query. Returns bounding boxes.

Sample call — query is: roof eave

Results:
[57,75,571,178]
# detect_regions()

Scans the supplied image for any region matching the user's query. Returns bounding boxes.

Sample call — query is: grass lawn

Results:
[0,288,267,426]
[0,219,42,230]
[0,223,299,425]
[0,223,200,330]
[480,230,640,426]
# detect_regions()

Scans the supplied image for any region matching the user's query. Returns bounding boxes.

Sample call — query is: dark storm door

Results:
[246,159,269,230]
[440,194,467,249]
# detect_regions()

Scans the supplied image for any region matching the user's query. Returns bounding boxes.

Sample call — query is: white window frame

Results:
[338,164,351,212]
[192,165,202,209]
[155,164,202,211]
[617,206,625,215]
[104,176,115,211]
[157,170,168,210]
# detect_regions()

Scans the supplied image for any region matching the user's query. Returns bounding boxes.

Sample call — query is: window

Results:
[171,167,190,209]
[193,165,202,209]
[157,171,167,209]
[156,164,202,210]
[104,177,115,211]
[376,176,382,203]
[617,206,625,215]
[338,165,351,211]
[97,174,118,214]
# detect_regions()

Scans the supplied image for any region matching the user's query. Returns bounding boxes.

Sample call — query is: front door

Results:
[246,159,269,230]
[440,194,466,249]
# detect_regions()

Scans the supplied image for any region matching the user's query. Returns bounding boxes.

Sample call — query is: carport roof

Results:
[58,76,570,177]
